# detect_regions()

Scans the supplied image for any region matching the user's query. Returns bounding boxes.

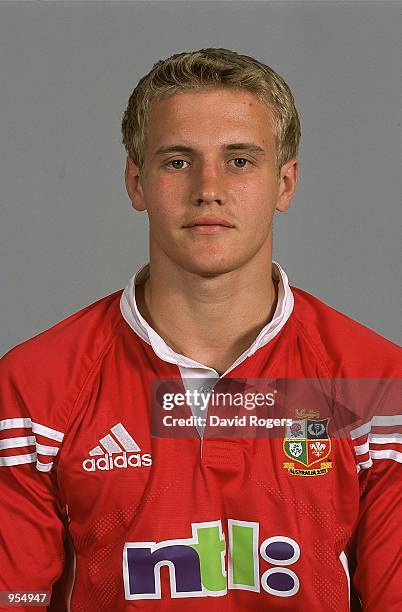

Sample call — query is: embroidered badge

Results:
[283,414,332,476]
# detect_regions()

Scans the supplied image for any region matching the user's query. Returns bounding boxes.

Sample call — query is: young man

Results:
[0,48,400,611]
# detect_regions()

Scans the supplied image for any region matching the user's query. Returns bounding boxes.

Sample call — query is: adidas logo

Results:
[82,422,152,472]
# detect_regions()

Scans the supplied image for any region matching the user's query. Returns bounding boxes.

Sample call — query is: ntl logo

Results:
[123,520,300,600]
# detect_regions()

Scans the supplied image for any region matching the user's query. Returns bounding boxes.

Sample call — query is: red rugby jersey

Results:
[0,263,401,611]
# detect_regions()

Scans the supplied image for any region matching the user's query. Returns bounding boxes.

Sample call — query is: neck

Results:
[135,251,279,374]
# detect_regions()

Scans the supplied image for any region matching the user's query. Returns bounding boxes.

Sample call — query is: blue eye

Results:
[166,159,189,169]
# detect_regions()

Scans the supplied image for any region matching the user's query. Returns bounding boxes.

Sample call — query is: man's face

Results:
[125,87,298,277]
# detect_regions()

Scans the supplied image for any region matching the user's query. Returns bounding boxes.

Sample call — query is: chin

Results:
[179,255,242,278]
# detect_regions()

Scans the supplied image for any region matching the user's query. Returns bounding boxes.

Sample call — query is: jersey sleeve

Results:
[348,378,402,611]
[0,347,71,611]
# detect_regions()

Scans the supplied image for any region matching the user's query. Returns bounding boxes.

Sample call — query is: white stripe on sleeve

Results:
[36,460,54,472]
[36,443,60,456]
[354,441,369,456]
[350,415,402,440]
[0,436,36,450]
[369,449,402,463]
[369,433,402,444]
[31,421,64,442]
[0,417,64,471]
[0,418,32,431]
[0,453,37,467]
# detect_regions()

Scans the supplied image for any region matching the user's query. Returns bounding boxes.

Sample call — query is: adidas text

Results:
[83,452,152,472]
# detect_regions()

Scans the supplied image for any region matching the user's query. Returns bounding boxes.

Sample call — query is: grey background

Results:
[1,0,401,356]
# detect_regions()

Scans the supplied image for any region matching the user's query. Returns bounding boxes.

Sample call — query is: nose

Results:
[189,161,228,206]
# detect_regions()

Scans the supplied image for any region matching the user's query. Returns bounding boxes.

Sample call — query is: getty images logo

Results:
[82,422,152,472]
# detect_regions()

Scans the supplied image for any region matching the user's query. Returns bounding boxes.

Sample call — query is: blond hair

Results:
[121,48,300,177]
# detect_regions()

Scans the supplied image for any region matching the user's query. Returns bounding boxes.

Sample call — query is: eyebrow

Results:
[154,143,266,157]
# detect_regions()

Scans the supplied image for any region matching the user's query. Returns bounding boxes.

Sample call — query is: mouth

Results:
[183,217,235,234]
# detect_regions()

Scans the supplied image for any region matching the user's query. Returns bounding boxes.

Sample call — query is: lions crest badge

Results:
[283,417,333,476]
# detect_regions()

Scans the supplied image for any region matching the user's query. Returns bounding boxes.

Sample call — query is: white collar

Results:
[120,260,294,375]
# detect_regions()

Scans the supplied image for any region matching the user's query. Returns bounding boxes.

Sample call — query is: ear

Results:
[125,156,147,212]
[275,158,298,213]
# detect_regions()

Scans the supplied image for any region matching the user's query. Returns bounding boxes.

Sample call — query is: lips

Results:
[184,217,234,228]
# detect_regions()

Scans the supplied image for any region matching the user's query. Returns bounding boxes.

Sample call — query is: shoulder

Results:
[0,289,125,427]
[1,289,123,369]
[290,284,401,377]
[0,290,125,472]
